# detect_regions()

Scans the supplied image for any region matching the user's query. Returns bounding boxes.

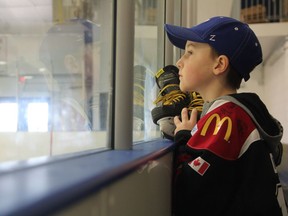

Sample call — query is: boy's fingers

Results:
[174,115,181,125]
[181,108,188,120]
[189,108,198,124]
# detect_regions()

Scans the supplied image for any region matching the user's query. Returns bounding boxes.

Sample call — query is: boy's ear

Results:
[213,55,229,75]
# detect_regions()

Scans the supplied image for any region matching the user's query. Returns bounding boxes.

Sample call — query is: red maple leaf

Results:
[193,159,201,167]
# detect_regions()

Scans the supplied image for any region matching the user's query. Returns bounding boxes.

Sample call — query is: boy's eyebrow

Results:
[185,42,197,49]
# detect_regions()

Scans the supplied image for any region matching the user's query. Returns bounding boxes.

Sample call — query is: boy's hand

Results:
[174,108,198,134]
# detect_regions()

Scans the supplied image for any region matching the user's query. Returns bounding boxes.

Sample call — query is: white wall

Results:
[195,0,235,23]
[239,64,265,99]
[263,40,288,143]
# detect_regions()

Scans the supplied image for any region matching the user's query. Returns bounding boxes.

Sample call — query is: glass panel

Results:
[0,102,18,132]
[133,0,164,142]
[27,102,49,132]
[0,0,113,162]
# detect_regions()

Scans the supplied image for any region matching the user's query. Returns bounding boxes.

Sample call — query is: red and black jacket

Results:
[173,93,286,216]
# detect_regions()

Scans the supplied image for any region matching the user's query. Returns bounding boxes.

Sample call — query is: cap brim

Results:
[164,24,204,49]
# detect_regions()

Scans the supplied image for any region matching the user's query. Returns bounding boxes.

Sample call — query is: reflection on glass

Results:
[0,0,113,163]
[39,19,97,131]
[133,0,164,141]
[27,103,48,132]
[0,103,18,132]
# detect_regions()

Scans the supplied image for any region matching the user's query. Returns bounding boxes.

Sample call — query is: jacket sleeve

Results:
[173,130,193,171]
[174,130,191,146]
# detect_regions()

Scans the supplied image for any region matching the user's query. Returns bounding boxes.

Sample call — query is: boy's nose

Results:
[176,58,183,69]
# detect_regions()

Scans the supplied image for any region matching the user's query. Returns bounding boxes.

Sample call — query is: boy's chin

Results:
[179,85,189,93]
[180,85,197,94]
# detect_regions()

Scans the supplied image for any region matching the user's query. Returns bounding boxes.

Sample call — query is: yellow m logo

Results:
[200,114,232,141]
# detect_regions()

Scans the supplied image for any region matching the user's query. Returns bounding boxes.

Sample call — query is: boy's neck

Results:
[201,88,237,103]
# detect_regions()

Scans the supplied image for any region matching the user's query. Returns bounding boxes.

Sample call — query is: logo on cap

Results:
[209,35,216,41]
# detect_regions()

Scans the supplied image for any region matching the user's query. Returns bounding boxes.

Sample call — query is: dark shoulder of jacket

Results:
[224,93,284,166]
[230,93,278,134]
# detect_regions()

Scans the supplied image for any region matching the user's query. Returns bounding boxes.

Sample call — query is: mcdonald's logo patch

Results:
[188,157,210,176]
[200,113,232,141]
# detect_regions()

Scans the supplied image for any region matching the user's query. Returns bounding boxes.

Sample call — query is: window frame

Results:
[0,139,174,215]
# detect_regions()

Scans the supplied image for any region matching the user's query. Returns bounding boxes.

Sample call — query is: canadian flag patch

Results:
[188,157,210,176]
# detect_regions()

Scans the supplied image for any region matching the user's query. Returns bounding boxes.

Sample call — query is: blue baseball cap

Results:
[164,16,263,81]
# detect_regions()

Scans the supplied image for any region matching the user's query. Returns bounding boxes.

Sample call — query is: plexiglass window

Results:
[0,0,113,162]
[133,0,164,142]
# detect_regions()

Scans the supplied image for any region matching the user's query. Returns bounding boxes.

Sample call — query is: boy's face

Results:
[176,41,217,93]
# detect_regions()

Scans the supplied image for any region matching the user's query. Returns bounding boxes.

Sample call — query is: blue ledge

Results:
[0,139,174,216]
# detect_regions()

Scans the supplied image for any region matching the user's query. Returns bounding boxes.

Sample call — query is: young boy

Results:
[165,16,287,215]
